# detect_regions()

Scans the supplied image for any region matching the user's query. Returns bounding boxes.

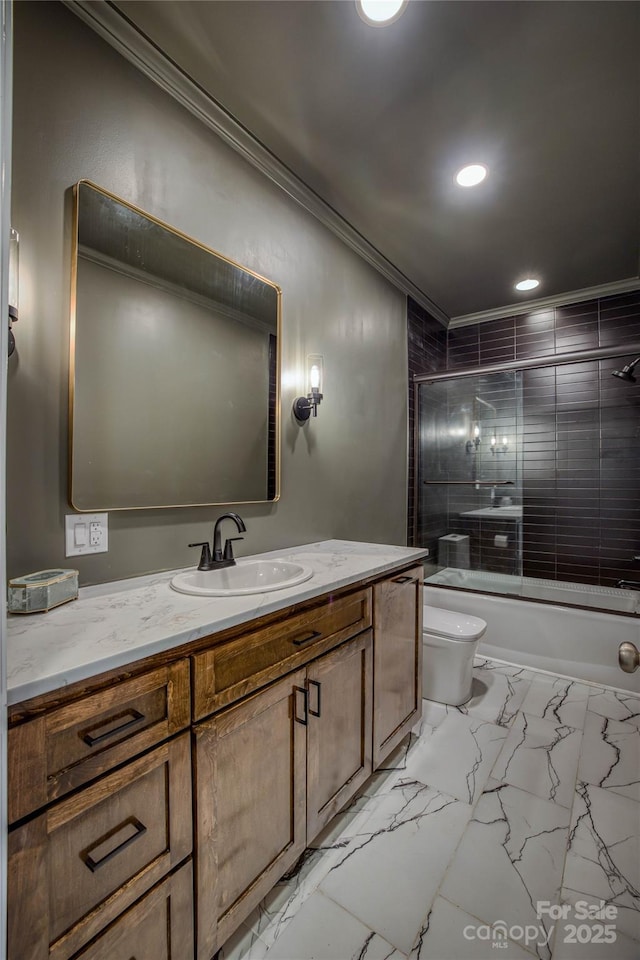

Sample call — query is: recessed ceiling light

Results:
[357,0,408,26]
[455,164,488,188]
[515,278,540,292]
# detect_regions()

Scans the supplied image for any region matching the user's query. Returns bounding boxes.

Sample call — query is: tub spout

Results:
[618,642,640,674]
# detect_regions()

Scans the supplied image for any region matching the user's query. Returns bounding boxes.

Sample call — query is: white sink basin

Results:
[170,559,314,597]
[460,506,522,519]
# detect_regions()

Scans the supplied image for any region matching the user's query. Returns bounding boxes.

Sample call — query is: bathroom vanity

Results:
[6,540,426,960]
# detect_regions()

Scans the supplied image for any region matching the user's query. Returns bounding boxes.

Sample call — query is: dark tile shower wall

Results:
[408,290,640,588]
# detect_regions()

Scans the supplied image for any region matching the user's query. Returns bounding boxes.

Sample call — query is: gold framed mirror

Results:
[69,181,281,511]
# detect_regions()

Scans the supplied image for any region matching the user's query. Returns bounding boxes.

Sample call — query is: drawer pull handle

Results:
[294,685,308,725]
[392,576,414,584]
[292,629,322,647]
[308,679,322,718]
[82,817,147,872]
[81,708,145,747]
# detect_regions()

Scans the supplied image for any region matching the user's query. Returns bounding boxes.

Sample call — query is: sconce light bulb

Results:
[294,354,324,423]
[502,437,508,446]
[310,364,321,390]
[473,424,480,438]
[490,436,497,446]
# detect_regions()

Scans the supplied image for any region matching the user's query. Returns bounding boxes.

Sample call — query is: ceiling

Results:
[105,1,640,322]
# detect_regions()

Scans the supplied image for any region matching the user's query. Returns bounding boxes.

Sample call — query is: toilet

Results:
[422,605,487,706]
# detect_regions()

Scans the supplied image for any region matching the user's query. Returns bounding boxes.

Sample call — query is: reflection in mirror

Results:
[70,181,280,510]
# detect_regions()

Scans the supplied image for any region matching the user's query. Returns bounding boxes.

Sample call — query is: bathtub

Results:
[425,579,640,693]
[426,566,640,614]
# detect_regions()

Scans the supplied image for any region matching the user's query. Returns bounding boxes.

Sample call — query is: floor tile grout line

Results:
[314,888,409,960]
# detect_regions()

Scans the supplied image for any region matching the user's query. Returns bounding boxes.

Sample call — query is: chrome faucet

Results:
[189,512,247,571]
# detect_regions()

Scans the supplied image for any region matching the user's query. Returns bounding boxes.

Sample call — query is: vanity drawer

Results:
[8,733,192,960]
[72,862,193,960]
[192,588,371,720]
[9,659,190,823]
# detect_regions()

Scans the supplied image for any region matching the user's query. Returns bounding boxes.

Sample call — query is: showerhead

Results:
[612,357,640,384]
[612,367,637,383]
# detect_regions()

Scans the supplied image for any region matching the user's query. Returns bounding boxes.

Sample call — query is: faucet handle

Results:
[223,537,244,562]
[188,541,214,571]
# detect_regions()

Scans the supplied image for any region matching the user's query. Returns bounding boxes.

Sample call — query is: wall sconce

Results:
[490,435,509,455]
[293,354,324,422]
[465,423,480,453]
[8,227,19,357]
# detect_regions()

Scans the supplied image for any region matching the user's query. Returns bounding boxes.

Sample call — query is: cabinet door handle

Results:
[292,629,322,646]
[81,708,145,747]
[308,679,322,718]
[392,575,415,584]
[294,685,308,725]
[82,816,147,872]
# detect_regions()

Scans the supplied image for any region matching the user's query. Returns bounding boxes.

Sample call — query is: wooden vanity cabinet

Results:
[194,628,374,960]
[7,561,423,960]
[372,567,423,766]
[7,660,193,960]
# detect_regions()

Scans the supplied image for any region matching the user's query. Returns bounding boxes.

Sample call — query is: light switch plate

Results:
[65,513,109,556]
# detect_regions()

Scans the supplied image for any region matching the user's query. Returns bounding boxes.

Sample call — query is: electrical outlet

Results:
[65,513,109,556]
[90,521,103,547]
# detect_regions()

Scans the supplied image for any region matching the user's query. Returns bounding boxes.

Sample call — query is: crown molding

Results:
[449,277,640,328]
[63,0,449,326]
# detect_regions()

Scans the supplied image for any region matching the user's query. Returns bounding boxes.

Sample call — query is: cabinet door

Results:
[306,631,373,840]
[372,568,423,767]
[73,862,193,960]
[195,668,307,960]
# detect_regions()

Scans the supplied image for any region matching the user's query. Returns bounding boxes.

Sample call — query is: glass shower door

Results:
[417,371,523,595]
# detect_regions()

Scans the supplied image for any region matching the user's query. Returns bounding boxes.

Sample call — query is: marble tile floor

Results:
[219,657,640,960]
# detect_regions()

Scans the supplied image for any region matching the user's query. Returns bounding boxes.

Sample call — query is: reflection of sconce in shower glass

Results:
[490,435,509,455]
[465,423,481,454]
[8,227,19,357]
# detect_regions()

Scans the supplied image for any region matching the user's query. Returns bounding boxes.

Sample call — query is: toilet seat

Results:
[423,605,486,642]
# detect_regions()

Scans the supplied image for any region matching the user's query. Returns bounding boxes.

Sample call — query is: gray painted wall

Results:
[7,2,408,585]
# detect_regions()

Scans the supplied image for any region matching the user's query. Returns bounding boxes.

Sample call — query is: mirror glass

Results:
[70,181,280,510]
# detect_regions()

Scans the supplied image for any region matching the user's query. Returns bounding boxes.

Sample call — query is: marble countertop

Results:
[7,540,428,706]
